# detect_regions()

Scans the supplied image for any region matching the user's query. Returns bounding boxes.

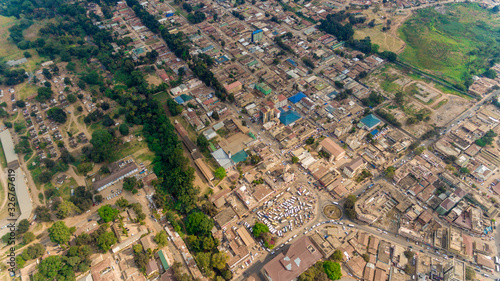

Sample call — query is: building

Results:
[443,259,465,281]
[279,110,302,126]
[288,92,306,104]
[360,114,382,131]
[224,81,243,94]
[13,168,33,225]
[211,148,235,170]
[256,82,272,95]
[93,162,139,192]
[252,29,263,42]
[317,138,345,163]
[146,260,159,278]
[0,129,19,169]
[262,236,322,281]
[194,158,214,181]
[260,106,275,123]
[343,157,366,178]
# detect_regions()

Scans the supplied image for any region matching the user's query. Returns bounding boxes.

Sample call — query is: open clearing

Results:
[363,64,473,137]
[354,9,408,53]
[398,3,500,85]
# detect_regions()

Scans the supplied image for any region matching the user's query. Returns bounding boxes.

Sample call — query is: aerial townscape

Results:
[3,0,500,280]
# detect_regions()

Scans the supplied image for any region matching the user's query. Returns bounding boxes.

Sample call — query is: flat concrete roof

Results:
[0,130,19,169]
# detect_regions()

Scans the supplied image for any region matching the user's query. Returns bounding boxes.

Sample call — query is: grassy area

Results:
[17,82,39,100]
[355,27,405,53]
[0,141,6,168]
[58,177,78,200]
[0,181,7,221]
[399,3,500,85]
[433,99,448,109]
[153,91,171,104]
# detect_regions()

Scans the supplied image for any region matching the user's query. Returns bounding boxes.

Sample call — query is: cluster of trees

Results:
[187,11,206,24]
[361,91,384,107]
[375,109,401,128]
[274,37,294,54]
[318,12,354,41]
[14,243,44,268]
[0,67,28,86]
[83,109,104,124]
[343,194,357,219]
[123,176,144,194]
[231,10,245,20]
[299,261,342,281]
[475,129,497,147]
[252,222,275,249]
[34,244,93,280]
[47,107,67,123]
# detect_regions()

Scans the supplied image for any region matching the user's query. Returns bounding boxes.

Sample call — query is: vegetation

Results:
[97,205,119,223]
[399,3,500,89]
[299,261,330,281]
[343,194,357,219]
[48,221,72,245]
[323,261,342,280]
[475,130,497,147]
[384,166,396,179]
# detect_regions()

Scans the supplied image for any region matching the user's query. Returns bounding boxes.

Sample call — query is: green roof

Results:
[231,150,248,163]
[158,250,169,270]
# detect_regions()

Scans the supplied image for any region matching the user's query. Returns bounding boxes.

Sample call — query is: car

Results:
[88,219,92,222]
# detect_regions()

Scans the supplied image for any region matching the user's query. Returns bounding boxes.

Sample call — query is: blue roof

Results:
[252,29,263,34]
[279,110,302,125]
[360,114,381,129]
[370,129,379,136]
[327,91,339,99]
[174,96,184,104]
[201,45,214,52]
[286,58,297,67]
[288,92,306,104]
[231,150,248,163]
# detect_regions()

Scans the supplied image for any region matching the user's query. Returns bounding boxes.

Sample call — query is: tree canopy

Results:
[186,211,214,237]
[98,204,119,223]
[48,221,71,245]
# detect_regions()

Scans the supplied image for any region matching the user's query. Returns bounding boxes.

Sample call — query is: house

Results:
[343,157,366,178]
[317,138,345,163]
[225,81,243,94]
[360,114,382,131]
[262,236,322,281]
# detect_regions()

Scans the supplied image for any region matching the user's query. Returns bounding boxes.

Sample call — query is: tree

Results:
[37,255,63,280]
[252,222,269,238]
[212,110,219,120]
[323,261,342,280]
[384,166,396,179]
[116,197,129,208]
[48,221,71,245]
[36,87,53,102]
[214,167,226,180]
[460,167,470,174]
[380,51,397,62]
[305,137,315,145]
[211,252,229,270]
[23,232,35,244]
[90,129,114,162]
[98,205,119,223]
[119,124,129,136]
[196,252,214,277]
[404,250,415,260]
[97,231,117,252]
[185,211,214,236]
[17,219,30,234]
[56,200,80,219]
[154,230,169,247]
[123,177,137,191]
[332,250,343,261]
[67,93,77,103]
[343,194,357,220]
[292,156,299,163]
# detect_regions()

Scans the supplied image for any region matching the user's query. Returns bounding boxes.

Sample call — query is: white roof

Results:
[0,130,18,165]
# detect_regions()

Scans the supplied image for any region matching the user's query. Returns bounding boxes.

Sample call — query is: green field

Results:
[399,3,500,86]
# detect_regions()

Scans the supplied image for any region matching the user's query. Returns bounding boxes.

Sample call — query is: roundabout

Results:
[323,204,342,220]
